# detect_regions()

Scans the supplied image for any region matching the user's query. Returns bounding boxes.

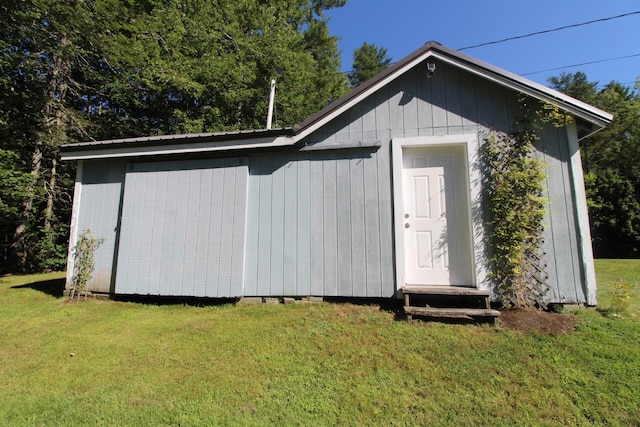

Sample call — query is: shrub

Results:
[69,229,103,300]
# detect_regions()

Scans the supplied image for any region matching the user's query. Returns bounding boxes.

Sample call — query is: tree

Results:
[548,72,598,105]
[0,0,349,273]
[549,73,640,258]
[349,42,392,87]
[0,0,91,272]
[584,169,640,258]
[0,150,32,269]
[90,0,349,134]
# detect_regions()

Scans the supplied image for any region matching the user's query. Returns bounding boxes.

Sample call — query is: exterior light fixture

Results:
[426,62,436,77]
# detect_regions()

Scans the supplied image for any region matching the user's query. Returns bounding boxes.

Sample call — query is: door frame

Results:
[392,134,488,291]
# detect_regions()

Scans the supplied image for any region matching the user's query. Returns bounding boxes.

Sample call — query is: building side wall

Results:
[244,148,392,297]
[70,59,588,303]
[114,158,248,297]
[72,159,126,293]
[291,60,585,303]
[536,124,586,303]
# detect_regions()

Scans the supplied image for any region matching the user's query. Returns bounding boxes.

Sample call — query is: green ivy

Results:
[481,97,565,308]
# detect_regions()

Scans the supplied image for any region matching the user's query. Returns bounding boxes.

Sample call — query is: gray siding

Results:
[71,57,587,303]
[244,149,393,297]
[537,124,586,303]
[296,60,585,303]
[75,159,126,293]
[114,158,247,297]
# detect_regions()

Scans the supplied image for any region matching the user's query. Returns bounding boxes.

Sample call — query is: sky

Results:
[325,0,640,90]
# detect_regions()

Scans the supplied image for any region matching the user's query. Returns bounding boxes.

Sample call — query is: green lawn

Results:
[594,259,640,316]
[1,261,638,426]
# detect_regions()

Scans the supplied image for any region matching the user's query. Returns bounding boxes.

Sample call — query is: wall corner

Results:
[566,122,597,305]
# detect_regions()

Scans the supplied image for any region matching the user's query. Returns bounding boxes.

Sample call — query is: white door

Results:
[402,146,473,286]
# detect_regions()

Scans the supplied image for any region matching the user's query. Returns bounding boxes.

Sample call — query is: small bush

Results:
[609,279,634,314]
[69,229,103,300]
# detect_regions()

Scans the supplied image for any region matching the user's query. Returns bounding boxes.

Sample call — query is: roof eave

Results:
[429,44,613,127]
[60,128,295,160]
[291,43,437,139]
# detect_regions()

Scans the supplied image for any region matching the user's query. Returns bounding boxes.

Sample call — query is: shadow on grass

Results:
[112,294,238,307]
[324,297,498,325]
[596,306,629,319]
[11,278,66,298]
[324,297,407,320]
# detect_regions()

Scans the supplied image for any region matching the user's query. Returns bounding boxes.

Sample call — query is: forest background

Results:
[1,0,638,274]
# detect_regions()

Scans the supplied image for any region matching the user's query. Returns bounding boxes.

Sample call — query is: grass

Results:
[1,261,639,426]
[594,259,640,317]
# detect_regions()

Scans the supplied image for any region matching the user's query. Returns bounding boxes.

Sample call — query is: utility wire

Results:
[338,11,640,86]
[339,53,638,87]
[458,11,640,51]
[338,53,639,86]
[521,53,640,76]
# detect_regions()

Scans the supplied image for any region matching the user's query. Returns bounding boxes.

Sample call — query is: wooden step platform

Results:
[401,286,500,324]
[404,306,501,320]
[402,286,490,297]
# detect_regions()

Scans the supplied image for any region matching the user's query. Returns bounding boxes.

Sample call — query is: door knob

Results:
[405,223,410,228]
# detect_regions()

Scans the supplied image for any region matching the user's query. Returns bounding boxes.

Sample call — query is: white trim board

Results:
[566,121,597,305]
[60,136,293,161]
[392,134,490,292]
[65,160,84,291]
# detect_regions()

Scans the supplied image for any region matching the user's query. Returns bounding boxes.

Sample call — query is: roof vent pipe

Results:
[266,79,276,130]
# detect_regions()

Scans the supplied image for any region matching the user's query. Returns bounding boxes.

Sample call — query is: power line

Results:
[458,11,640,51]
[337,12,640,85]
[521,53,640,76]
[337,54,640,86]
[338,53,639,86]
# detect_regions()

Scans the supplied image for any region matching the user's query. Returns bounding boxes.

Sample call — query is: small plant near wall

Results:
[609,279,634,315]
[482,97,571,308]
[69,229,104,301]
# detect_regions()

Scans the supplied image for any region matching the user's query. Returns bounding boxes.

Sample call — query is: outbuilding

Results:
[61,42,612,310]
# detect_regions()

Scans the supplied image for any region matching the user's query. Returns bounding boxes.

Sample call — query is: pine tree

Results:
[0,0,349,272]
[349,42,392,87]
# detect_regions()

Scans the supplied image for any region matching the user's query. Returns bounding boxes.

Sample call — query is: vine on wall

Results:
[482,97,568,308]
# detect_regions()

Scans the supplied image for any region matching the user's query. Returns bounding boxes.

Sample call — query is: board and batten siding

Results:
[70,159,126,293]
[536,124,587,303]
[243,148,393,297]
[292,59,588,303]
[69,57,590,303]
[114,158,247,297]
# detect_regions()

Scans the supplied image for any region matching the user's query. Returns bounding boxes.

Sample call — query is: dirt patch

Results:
[499,307,578,335]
